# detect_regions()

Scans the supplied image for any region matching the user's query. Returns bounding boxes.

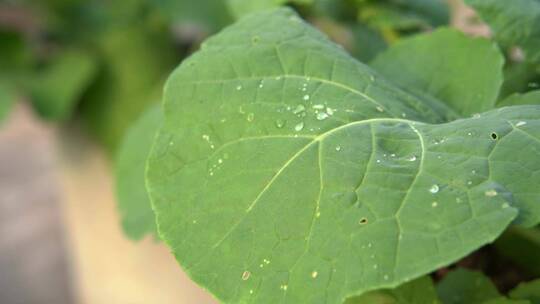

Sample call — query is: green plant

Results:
[125,5,539,304]
[2,0,540,303]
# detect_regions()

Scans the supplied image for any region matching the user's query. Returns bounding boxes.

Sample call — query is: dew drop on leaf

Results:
[516,121,527,127]
[376,106,384,112]
[236,85,242,91]
[242,271,251,280]
[311,271,318,279]
[247,113,254,122]
[335,146,341,152]
[429,184,439,194]
[293,104,305,114]
[316,112,329,120]
[485,190,498,197]
[303,94,310,101]
[275,119,286,128]
[407,155,417,162]
[294,122,304,131]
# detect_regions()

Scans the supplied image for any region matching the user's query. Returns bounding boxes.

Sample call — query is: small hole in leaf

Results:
[359,218,368,225]
[490,132,498,140]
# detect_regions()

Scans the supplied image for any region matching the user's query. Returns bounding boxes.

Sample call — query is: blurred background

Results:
[0,0,522,303]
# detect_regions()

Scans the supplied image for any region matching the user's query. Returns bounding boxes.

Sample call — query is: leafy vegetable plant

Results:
[136,6,540,304]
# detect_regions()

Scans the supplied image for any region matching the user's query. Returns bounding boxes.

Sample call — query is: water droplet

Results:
[303,94,310,101]
[383,275,389,280]
[249,290,254,294]
[242,271,251,280]
[369,75,375,81]
[429,184,439,194]
[407,155,417,162]
[218,158,223,164]
[311,271,318,278]
[376,106,384,112]
[472,170,477,174]
[373,264,378,269]
[294,122,304,131]
[326,107,335,115]
[293,104,305,114]
[275,119,286,128]
[280,285,288,291]
[401,113,407,118]
[335,146,342,151]
[258,81,264,88]
[169,141,174,146]
[432,201,438,207]
[316,112,329,120]
[247,113,254,122]
[516,121,527,127]
[485,190,498,197]
[376,159,381,163]
[316,211,321,218]
[390,153,396,157]
[236,85,242,91]
[367,243,372,248]
[472,113,481,118]
[312,104,325,110]
[202,134,210,141]
[467,181,473,185]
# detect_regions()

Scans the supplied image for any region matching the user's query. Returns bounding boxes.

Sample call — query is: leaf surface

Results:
[115,104,162,240]
[499,91,540,107]
[147,8,540,303]
[371,28,504,116]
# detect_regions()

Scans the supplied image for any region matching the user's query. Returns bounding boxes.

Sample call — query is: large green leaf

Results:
[147,8,540,303]
[345,276,440,303]
[371,28,504,116]
[26,50,97,121]
[465,0,540,64]
[436,268,500,304]
[115,103,162,240]
[510,279,540,304]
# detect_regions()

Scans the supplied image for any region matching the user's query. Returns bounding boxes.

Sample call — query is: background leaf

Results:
[26,50,97,121]
[499,91,540,107]
[371,28,504,116]
[147,8,540,303]
[436,268,500,304]
[345,276,440,304]
[115,103,162,240]
[510,279,540,304]
[465,0,540,64]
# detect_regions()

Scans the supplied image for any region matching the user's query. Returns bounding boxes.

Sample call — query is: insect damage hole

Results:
[490,132,498,140]
[359,217,368,225]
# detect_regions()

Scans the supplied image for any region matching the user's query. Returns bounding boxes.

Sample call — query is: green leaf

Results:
[510,279,540,304]
[79,24,175,152]
[465,0,540,64]
[345,276,440,304]
[115,103,162,240]
[436,268,500,304]
[371,28,504,116]
[227,0,313,19]
[494,227,540,277]
[147,8,540,303]
[26,50,97,121]
[499,91,540,107]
